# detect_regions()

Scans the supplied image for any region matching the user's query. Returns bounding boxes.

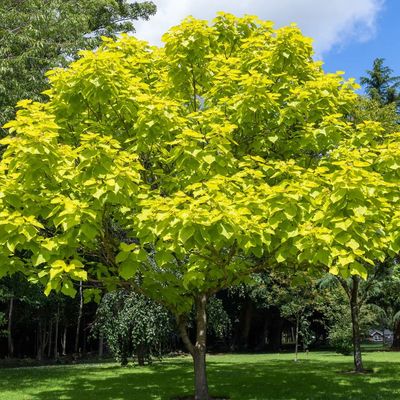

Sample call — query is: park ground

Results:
[1,350,399,400]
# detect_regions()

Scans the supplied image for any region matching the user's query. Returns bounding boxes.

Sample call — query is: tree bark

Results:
[137,343,146,366]
[98,333,104,358]
[61,326,67,356]
[241,300,253,350]
[350,276,364,372]
[382,322,385,348]
[178,293,210,400]
[268,310,283,351]
[294,315,299,362]
[7,296,14,358]
[74,281,83,353]
[47,320,53,358]
[54,305,59,359]
[392,319,400,349]
[193,294,209,400]
[37,321,43,361]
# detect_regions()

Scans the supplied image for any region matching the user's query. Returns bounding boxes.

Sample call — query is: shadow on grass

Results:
[2,355,400,400]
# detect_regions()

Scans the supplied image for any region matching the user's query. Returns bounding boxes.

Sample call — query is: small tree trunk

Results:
[74,281,83,353]
[37,321,43,361]
[48,320,53,358]
[61,326,67,356]
[82,320,87,354]
[393,319,400,349]
[268,311,283,351]
[241,300,253,350]
[178,294,210,400]
[98,333,104,358]
[350,276,364,373]
[136,343,146,366]
[54,306,60,359]
[382,322,385,348]
[294,315,299,362]
[7,296,14,358]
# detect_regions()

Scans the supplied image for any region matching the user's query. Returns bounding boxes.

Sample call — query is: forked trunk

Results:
[178,293,210,400]
[350,276,364,373]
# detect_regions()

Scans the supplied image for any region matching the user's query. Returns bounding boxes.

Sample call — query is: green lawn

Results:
[1,351,400,400]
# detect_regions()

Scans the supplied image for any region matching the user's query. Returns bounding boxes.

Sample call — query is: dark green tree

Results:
[360,58,400,106]
[93,290,173,366]
[0,0,156,130]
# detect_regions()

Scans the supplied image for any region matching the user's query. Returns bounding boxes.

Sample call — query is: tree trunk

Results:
[241,300,253,350]
[392,319,400,349]
[294,315,299,362]
[61,326,67,356]
[382,322,385,348]
[54,305,59,359]
[193,294,209,400]
[48,320,53,358]
[136,343,146,366]
[82,319,87,354]
[98,333,104,358]
[268,311,283,351]
[7,296,14,358]
[37,321,43,361]
[74,281,83,353]
[350,276,364,373]
[178,293,210,400]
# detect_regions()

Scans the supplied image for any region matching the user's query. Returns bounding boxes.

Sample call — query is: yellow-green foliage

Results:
[0,13,399,311]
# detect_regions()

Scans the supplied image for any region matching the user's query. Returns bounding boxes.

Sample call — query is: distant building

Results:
[368,329,393,344]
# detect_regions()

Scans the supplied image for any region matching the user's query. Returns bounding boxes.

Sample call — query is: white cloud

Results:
[133,0,384,55]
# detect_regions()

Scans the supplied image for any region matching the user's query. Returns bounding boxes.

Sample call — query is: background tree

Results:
[0,0,156,131]
[93,290,173,366]
[360,58,400,107]
[275,277,315,361]
[317,275,380,356]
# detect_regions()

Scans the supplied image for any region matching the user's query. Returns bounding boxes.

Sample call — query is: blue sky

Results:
[134,0,398,89]
[323,0,400,85]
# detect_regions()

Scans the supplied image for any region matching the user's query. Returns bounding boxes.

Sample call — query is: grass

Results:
[1,351,400,400]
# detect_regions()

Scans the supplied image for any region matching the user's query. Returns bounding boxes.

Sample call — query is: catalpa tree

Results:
[1,13,399,399]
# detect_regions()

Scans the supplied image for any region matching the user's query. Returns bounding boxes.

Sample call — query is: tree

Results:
[0,0,156,131]
[93,290,173,366]
[317,273,383,362]
[1,13,399,398]
[274,276,315,361]
[360,58,400,106]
